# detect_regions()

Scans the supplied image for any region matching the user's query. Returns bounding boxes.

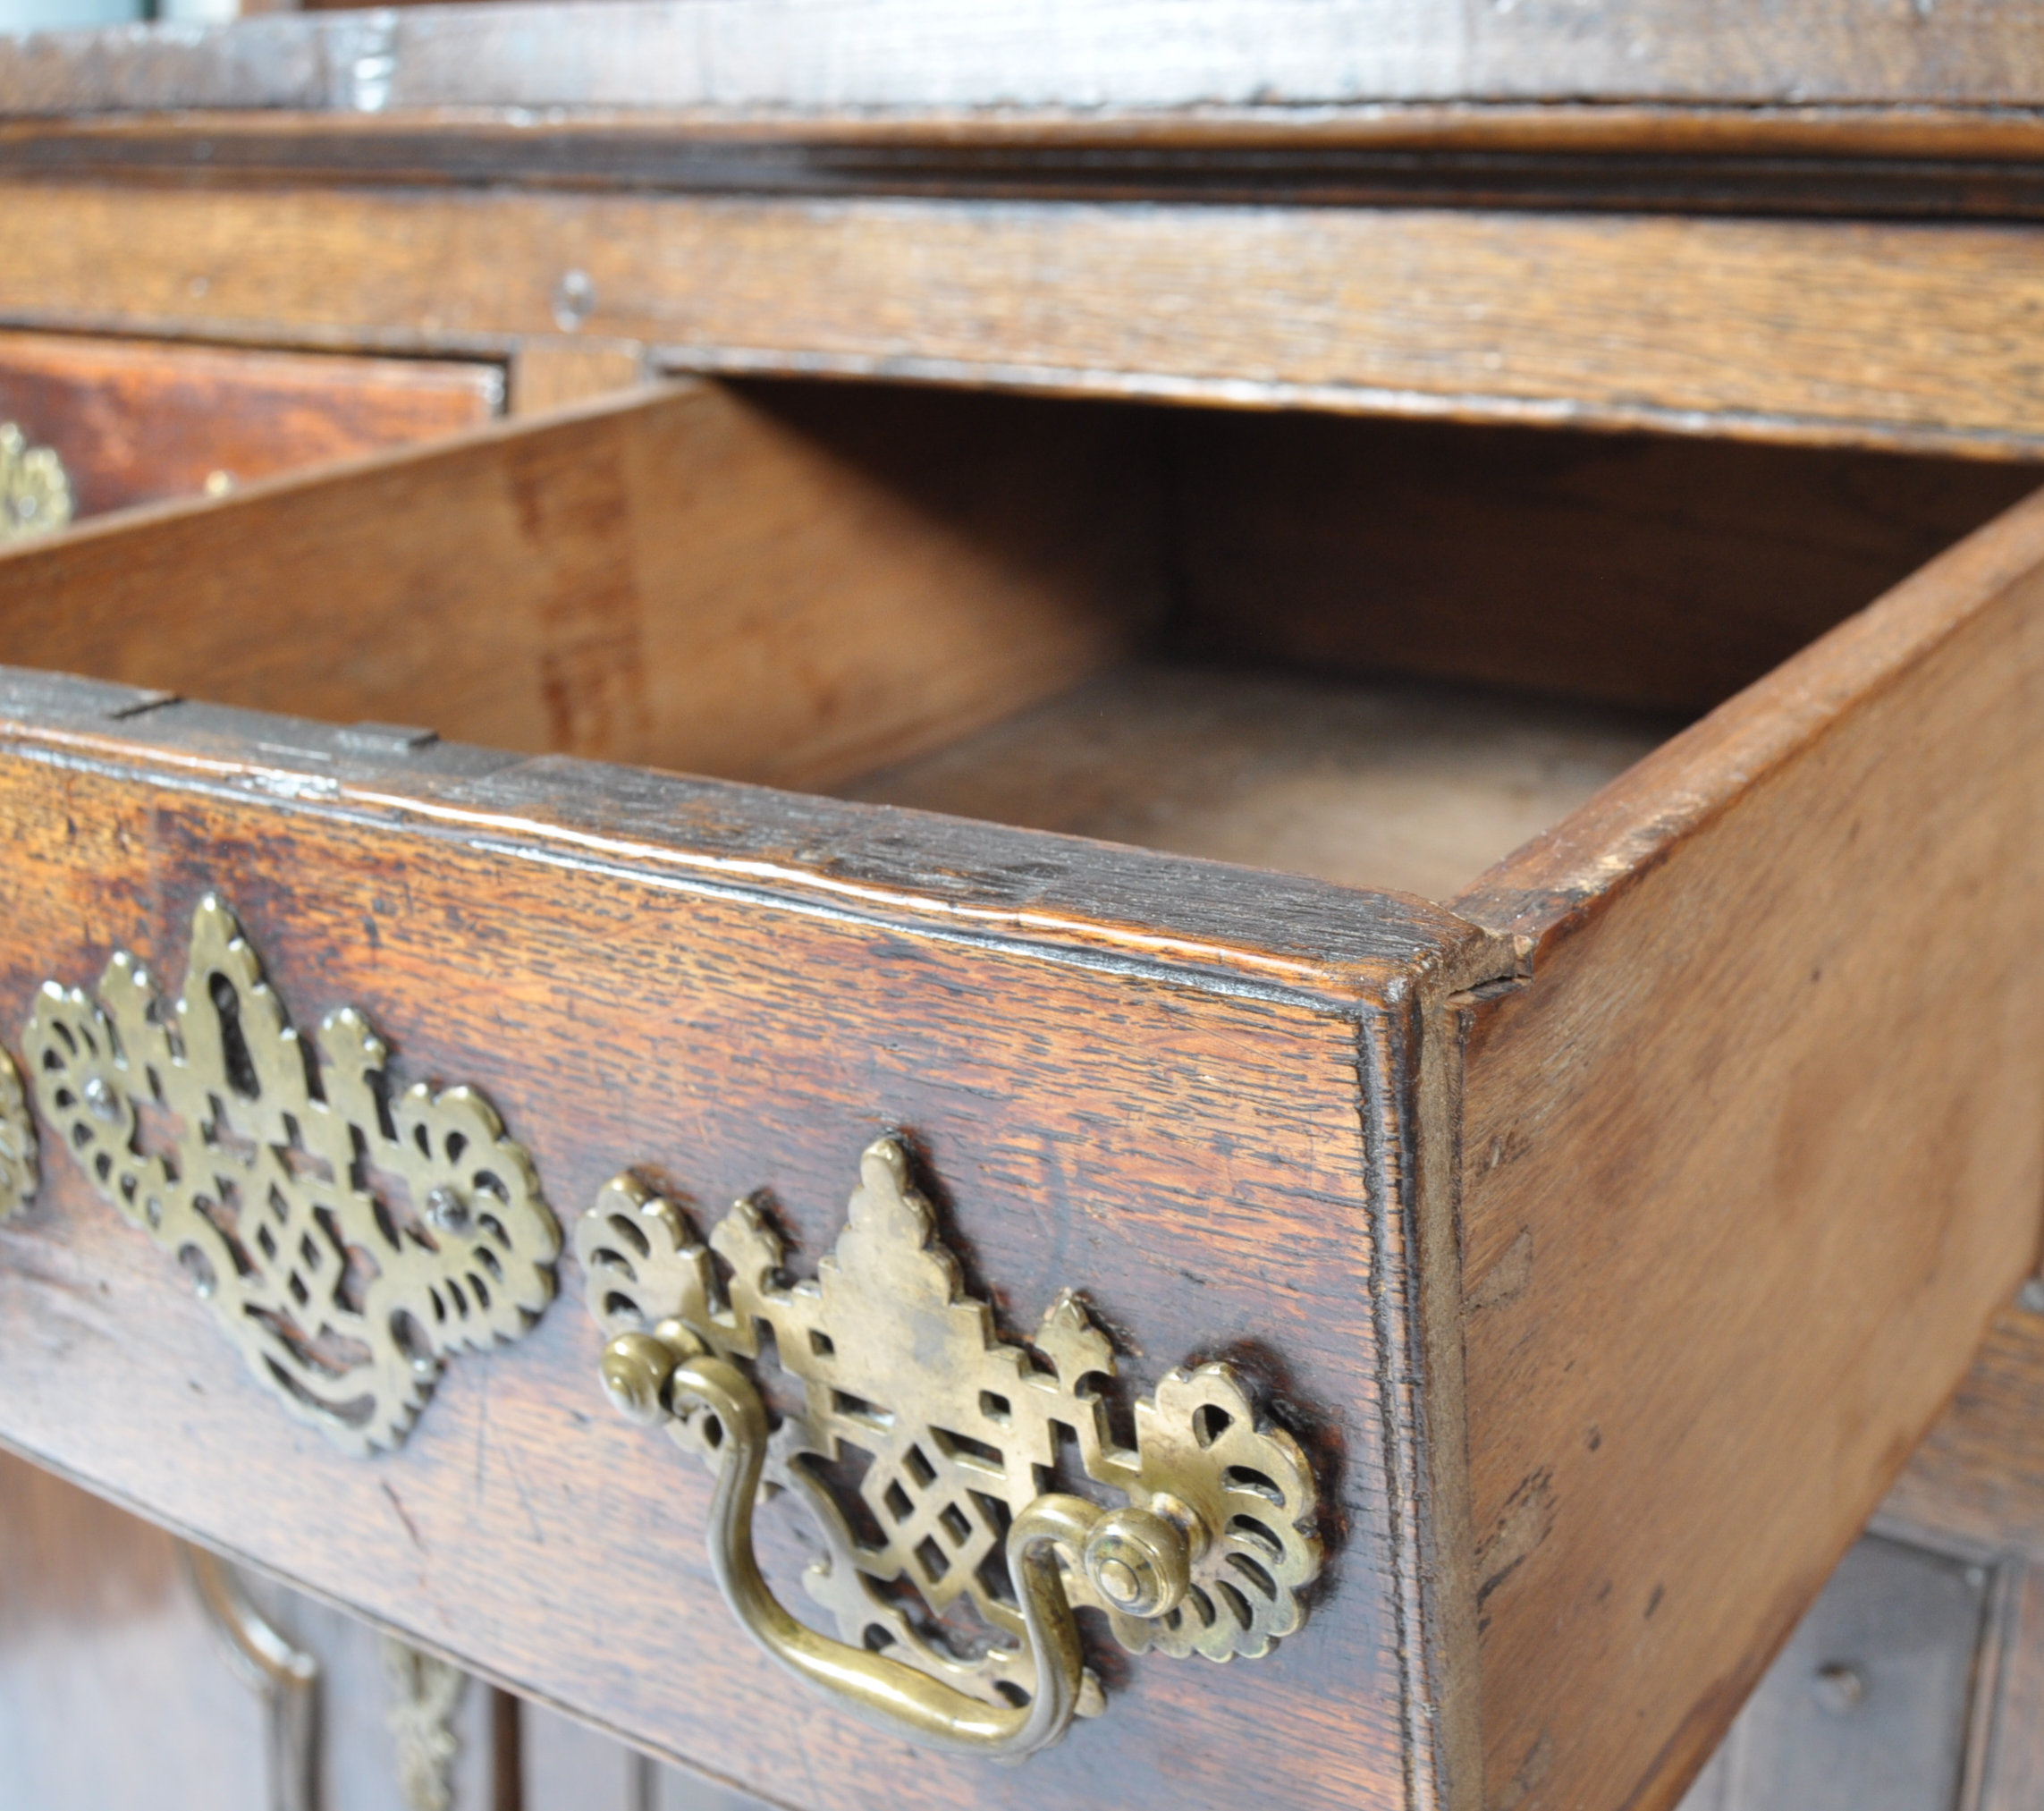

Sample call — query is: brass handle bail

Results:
[607,1324,1121,1759]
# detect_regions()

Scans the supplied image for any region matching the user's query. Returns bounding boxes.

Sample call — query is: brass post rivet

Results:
[601,1330,680,1425]
[1095,1558,1142,1604]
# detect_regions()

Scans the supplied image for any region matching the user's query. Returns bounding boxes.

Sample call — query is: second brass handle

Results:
[607,1333,1180,1759]
[579,1137,1323,1761]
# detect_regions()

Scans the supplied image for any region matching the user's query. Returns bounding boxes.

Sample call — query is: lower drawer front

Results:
[0,329,501,526]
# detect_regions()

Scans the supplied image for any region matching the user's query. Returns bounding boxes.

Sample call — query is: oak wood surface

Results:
[12,182,2044,456]
[842,661,1672,903]
[3,0,2043,115]
[0,328,503,519]
[1449,487,2044,1811]
[0,380,1163,790]
[0,670,1501,1811]
[508,339,647,417]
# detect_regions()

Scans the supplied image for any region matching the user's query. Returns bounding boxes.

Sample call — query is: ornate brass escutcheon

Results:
[0,422,72,541]
[579,1138,1322,1760]
[25,895,561,1452]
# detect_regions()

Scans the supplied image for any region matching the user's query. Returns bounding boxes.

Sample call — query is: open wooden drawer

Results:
[0,378,2037,1811]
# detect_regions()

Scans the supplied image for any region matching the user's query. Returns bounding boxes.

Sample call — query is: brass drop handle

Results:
[604,1327,1181,1758]
[579,1138,1324,1761]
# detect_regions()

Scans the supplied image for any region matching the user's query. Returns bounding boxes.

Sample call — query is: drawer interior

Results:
[771,380,2037,902]
[1,373,2029,907]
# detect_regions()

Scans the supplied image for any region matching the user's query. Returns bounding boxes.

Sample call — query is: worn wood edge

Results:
[1453,480,2044,954]
[13,3,2044,120]
[14,102,2044,158]
[656,356,2044,466]
[0,320,504,398]
[0,671,1509,1008]
[1380,952,1502,1811]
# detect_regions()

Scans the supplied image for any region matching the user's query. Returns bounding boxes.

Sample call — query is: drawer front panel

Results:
[0,673,1489,1811]
[0,330,501,519]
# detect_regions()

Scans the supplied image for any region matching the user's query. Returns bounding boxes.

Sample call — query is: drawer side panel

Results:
[1456,487,2044,1811]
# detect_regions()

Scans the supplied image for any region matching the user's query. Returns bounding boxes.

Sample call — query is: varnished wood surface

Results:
[4,0,2044,115]
[0,670,1502,1811]
[1170,413,2044,717]
[0,328,502,518]
[0,381,1163,790]
[1452,487,2044,1810]
[843,662,1673,903]
[13,182,2044,455]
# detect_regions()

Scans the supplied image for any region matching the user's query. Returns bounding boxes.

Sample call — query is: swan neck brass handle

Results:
[610,1330,1147,1758]
[580,1138,1324,1761]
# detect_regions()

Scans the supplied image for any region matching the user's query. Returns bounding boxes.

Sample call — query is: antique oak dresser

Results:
[6,4,2044,1809]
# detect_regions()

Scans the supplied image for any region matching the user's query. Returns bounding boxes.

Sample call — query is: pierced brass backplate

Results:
[0,1050,38,1223]
[580,1138,1322,1760]
[0,422,72,541]
[26,895,561,1453]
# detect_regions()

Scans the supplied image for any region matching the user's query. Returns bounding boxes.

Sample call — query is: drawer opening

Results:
[0,373,2032,906]
[778,381,2040,903]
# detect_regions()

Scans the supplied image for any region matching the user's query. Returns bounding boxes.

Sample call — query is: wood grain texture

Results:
[0,671,1504,1811]
[1170,412,2044,716]
[0,328,501,518]
[1449,487,2044,1811]
[13,182,2044,455]
[1883,1306,2044,1566]
[0,379,1164,789]
[3,0,2044,114]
